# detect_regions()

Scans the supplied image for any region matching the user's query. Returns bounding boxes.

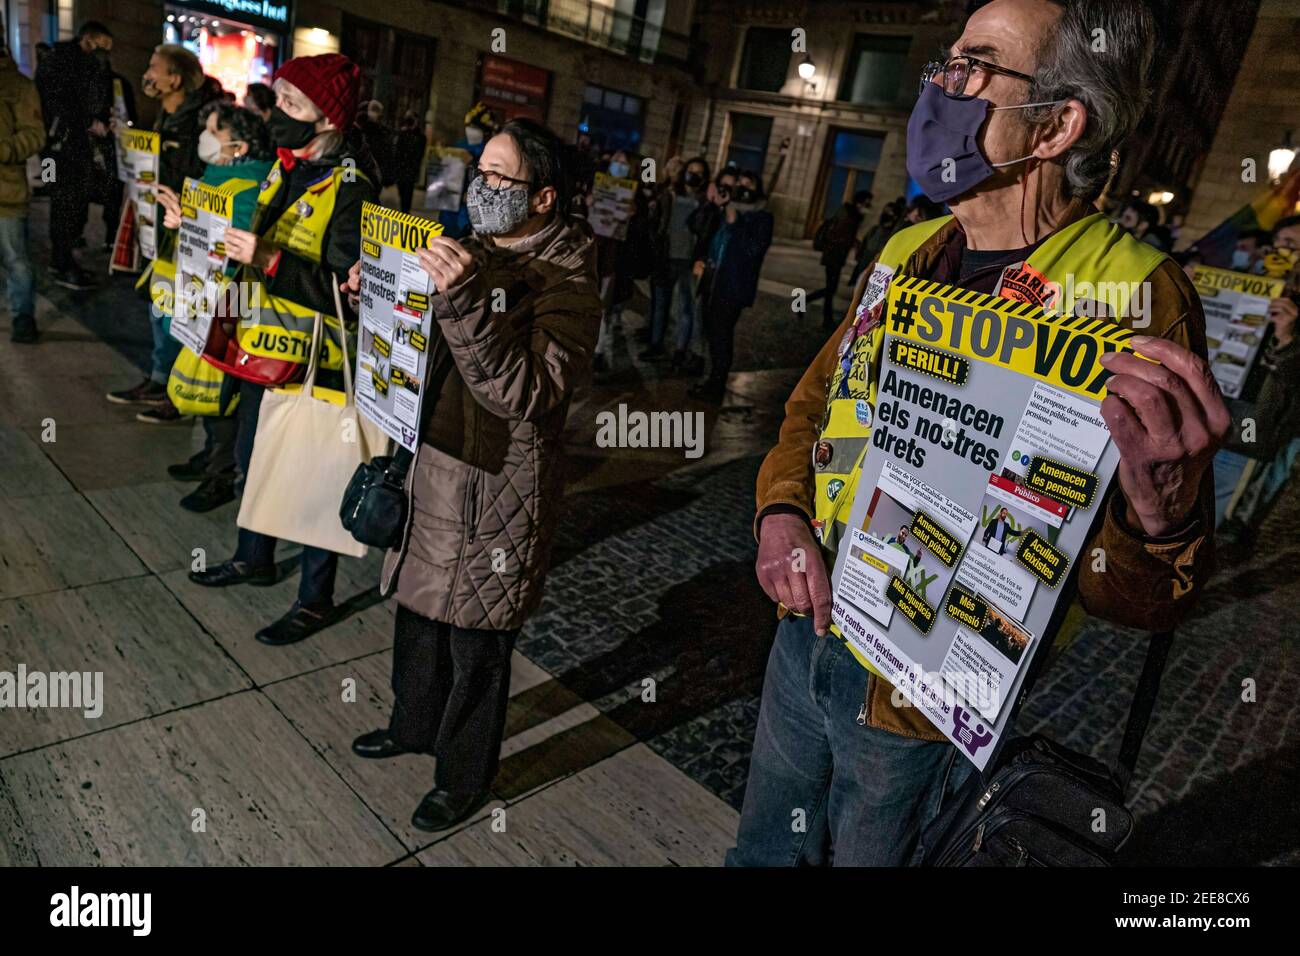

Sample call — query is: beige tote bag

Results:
[237,294,390,558]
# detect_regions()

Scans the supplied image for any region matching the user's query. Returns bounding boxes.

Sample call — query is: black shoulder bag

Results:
[339,338,457,549]
[920,628,1174,867]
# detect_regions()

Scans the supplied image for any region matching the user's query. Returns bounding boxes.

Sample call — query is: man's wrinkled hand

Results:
[1099,335,1231,538]
[755,512,832,636]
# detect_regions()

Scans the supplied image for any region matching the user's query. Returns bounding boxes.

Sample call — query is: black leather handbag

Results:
[339,336,455,549]
[339,450,413,548]
[921,629,1173,867]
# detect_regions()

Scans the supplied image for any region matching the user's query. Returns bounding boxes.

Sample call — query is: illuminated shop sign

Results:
[171,0,292,32]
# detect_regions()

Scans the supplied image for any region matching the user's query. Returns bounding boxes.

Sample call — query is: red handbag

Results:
[200,270,306,388]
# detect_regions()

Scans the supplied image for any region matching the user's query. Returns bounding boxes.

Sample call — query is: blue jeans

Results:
[150,310,183,385]
[728,614,973,866]
[649,259,697,353]
[1212,449,1251,526]
[0,216,36,321]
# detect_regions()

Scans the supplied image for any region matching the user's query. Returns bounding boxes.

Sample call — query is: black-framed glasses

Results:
[470,162,531,191]
[919,55,1034,96]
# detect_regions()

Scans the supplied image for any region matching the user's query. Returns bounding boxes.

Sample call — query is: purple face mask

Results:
[905,81,1064,203]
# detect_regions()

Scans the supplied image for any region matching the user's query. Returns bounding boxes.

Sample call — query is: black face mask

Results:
[684,172,703,188]
[267,106,317,150]
[733,186,758,204]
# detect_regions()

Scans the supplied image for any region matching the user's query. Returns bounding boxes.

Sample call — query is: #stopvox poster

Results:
[1191,264,1285,400]
[588,171,637,240]
[168,177,235,354]
[828,276,1136,770]
[117,128,160,260]
[355,202,444,451]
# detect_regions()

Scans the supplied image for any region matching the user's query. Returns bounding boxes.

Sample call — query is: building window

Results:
[725,113,773,176]
[579,84,645,154]
[838,34,911,107]
[736,26,792,93]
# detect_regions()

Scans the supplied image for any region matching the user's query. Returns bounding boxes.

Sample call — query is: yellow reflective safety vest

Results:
[236,161,370,370]
[814,212,1167,554]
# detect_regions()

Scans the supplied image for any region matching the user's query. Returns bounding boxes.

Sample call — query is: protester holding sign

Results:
[105,44,215,423]
[155,102,275,513]
[186,53,378,648]
[735,0,1228,867]
[344,118,601,833]
[1215,216,1300,534]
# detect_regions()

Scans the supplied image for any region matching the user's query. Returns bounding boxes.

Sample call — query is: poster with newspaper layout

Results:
[355,202,444,451]
[168,178,235,354]
[588,171,637,240]
[1191,265,1285,400]
[117,128,160,260]
[828,276,1133,770]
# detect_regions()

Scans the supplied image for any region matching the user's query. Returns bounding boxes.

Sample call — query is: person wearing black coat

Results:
[689,169,773,403]
[34,21,114,288]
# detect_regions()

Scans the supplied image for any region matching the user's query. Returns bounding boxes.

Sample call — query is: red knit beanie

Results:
[274,54,361,133]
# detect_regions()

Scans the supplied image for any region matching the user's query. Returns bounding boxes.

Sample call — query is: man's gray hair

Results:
[1022,0,1156,200]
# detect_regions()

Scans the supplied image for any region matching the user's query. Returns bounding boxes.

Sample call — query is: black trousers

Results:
[199,415,239,481]
[703,298,746,388]
[389,605,518,796]
[820,263,843,326]
[50,156,89,270]
[231,378,338,608]
[397,179,415,214]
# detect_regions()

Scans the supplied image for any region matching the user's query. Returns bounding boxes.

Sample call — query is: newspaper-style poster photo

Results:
[1192,265,1285,399]
[588,171,637,240]
[424,146,470,212]
[828,277,1136,769]
[355,202,444,451]
[117,128,160,260]
[168,178,234,354]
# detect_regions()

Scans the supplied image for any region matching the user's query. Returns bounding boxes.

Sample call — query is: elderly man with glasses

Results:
[730,0,1228,867]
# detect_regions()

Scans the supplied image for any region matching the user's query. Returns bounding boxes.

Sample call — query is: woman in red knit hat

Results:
[188,54,382,647]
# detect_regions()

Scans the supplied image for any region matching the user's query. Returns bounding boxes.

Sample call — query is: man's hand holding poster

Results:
[355,202,444,451]
[829,276,1137,769]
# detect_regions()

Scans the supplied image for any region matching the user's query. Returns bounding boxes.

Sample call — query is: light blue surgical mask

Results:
[607,160,630,179]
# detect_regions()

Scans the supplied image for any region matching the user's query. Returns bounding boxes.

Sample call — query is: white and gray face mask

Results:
[466,175,532,235]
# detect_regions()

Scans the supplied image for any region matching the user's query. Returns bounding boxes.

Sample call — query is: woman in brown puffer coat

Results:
[345,118,601,832]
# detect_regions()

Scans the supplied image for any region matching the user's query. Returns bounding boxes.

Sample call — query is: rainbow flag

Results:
[1193,169,1300,267]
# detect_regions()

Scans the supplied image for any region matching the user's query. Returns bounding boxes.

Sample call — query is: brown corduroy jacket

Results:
[756,211,1216,741]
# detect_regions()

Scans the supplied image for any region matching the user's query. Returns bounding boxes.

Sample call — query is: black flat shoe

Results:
[179,478,236,513]
[411,788,490,832]
[189,560,277,588]
[167,456,207,482]
[351,729,408,759]
[255,601,336,646]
